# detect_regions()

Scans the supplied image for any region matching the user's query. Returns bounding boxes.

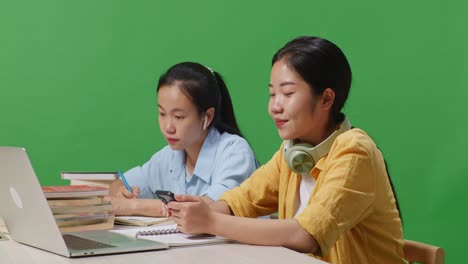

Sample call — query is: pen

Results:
[118,169,132,192]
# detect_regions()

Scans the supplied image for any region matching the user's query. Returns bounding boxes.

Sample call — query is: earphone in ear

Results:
[283,118,351,174]
[203,115,208,130]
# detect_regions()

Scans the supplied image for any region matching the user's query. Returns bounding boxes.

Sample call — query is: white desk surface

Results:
[0,217,326,264]
[0,236,326,264]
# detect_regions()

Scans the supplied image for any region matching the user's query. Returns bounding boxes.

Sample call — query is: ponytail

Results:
[212,71,243,138]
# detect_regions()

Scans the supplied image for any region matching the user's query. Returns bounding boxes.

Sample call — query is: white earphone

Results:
[283,118,351,174]
[203,115,208,130]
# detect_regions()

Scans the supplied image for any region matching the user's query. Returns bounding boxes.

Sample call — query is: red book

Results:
[42,185,109,199]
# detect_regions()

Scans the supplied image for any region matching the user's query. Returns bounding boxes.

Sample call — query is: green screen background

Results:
[1,1,465,261]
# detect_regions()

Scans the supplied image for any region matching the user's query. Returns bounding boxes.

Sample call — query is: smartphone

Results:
[154,190,176,204]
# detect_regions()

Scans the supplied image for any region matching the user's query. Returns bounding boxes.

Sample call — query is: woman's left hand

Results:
[167,194,214,234]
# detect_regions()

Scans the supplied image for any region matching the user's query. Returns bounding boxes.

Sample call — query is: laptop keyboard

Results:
[63,234,116,251]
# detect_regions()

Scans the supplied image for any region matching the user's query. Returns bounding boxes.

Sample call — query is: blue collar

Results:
[171,127,221,183]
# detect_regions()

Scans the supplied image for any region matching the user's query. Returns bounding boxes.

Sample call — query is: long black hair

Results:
[157,62,243,138]
[272,36,402,221]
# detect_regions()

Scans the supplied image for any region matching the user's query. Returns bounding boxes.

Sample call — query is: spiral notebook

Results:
[111,224,229,247]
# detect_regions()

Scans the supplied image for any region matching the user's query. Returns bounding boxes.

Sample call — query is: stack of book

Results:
[42,185,114,233]
[61,171,118,188]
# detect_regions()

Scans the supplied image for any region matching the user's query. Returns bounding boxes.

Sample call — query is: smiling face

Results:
[157,83,206,151]
[268,59,329,144]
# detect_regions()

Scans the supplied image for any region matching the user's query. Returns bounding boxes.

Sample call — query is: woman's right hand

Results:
[117,185,140,199]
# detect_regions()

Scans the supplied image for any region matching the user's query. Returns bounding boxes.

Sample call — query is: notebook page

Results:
[111,224,229,247]
[114,216,171,226]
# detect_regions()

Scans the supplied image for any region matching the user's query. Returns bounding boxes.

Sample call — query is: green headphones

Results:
[283,118,351,174]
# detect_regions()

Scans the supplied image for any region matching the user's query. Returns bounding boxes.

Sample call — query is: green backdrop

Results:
[1,0,465,262]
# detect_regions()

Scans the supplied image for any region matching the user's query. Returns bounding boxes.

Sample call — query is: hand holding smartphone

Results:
[154,190,176,205]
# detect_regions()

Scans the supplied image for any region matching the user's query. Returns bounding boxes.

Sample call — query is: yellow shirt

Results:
[220,128,405,264]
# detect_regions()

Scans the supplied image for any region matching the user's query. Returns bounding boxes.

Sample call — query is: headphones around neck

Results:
[283,118,351,174]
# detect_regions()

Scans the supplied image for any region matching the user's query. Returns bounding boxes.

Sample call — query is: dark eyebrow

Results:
[269,81,296,88]
[279,81,296,86]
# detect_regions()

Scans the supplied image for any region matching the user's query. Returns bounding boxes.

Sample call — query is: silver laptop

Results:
[0,146,169,257]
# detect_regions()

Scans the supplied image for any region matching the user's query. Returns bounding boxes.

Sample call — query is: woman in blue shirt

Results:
[108,62,258,216]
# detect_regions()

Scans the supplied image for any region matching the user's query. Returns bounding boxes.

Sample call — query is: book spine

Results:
[61,172,118,180]
[69,179,113,187]
[58,217,115,233]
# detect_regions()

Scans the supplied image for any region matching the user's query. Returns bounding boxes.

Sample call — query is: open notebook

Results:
[111,224,229,247]
[114,216,171,227]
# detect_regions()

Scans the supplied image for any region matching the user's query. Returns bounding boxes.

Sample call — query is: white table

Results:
[0,233,327,264]
[0,216,327,264]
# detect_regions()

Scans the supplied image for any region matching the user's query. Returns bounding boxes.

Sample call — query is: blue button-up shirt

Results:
[123,127,258,200]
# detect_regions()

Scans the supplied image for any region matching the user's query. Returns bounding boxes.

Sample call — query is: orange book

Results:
[42,185,108,199]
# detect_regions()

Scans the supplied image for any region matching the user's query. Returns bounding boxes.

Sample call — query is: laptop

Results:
[0,146,169,257]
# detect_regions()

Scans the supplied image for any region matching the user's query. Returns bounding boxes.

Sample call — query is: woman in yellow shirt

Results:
[167,36,406,263]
